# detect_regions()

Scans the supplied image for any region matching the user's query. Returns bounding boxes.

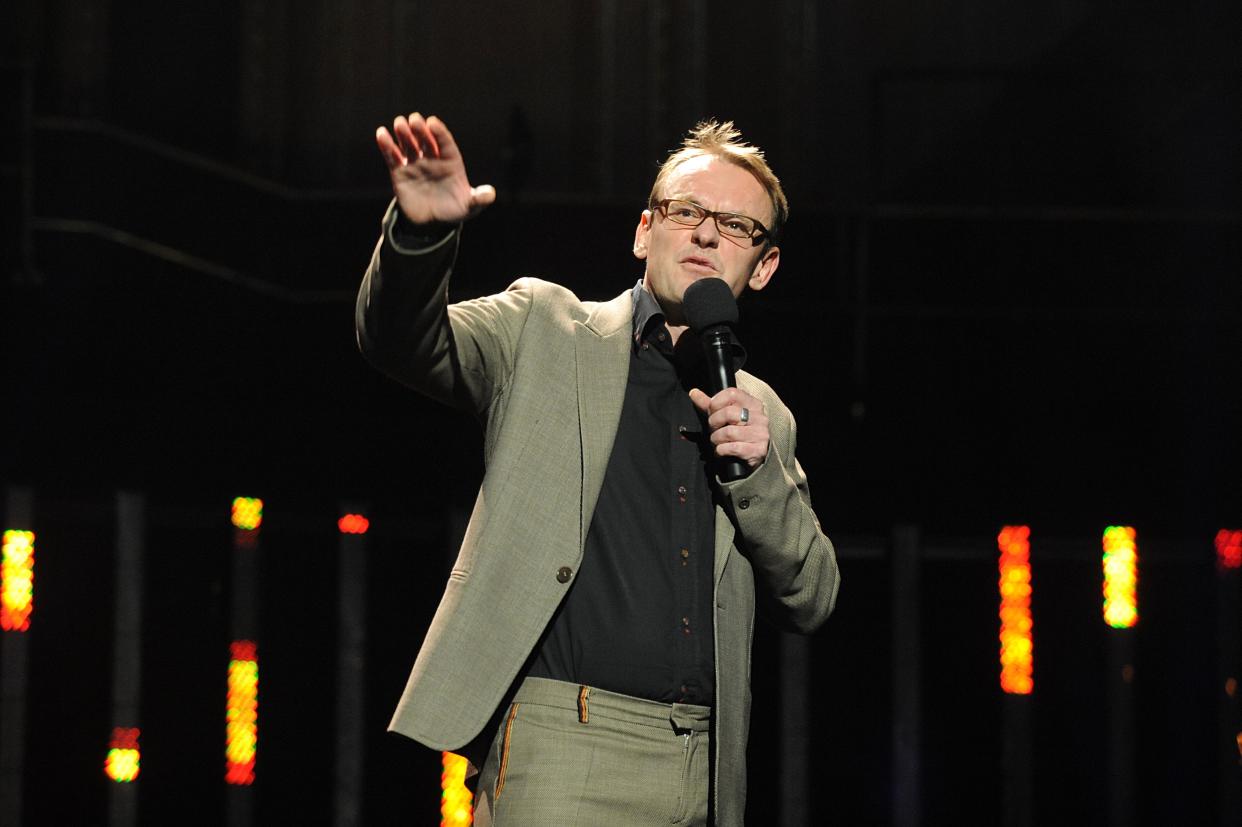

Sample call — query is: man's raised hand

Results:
[375,113,496,225]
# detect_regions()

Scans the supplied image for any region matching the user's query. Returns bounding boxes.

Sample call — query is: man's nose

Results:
[691,217,720,247]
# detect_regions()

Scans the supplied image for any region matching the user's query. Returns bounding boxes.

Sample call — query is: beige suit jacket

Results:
[356,204,840,826]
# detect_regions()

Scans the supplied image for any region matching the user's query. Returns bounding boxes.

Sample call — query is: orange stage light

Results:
[226,640,259,785]
[441,752,474,827]
[105,727,141,783]
[997,525,1033,695]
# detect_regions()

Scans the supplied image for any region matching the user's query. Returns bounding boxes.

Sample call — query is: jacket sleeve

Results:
[719,381,840,634]
[355,201,534,419]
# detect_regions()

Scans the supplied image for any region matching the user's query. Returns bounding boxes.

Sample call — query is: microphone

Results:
[682,278,749,482]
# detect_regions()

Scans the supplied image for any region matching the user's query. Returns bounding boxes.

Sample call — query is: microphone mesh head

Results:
[682,278,738,332]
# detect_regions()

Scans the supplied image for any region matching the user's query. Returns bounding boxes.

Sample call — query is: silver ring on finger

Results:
[739,407,750,425]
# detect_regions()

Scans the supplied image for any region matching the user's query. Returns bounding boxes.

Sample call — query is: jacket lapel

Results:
[575,291,633,550]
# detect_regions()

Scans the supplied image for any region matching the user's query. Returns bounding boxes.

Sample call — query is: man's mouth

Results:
[680,256,717,273]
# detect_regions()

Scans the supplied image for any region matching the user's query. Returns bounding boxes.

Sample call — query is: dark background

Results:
[2,1,1240,824]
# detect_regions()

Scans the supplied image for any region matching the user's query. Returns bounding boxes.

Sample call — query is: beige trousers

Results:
[472,677,712,826]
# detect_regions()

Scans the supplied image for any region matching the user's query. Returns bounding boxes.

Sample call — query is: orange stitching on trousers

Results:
[577,686,591,723]
[494,703,520,801]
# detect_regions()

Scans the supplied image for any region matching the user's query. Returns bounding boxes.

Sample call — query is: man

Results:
[357,112,839,826]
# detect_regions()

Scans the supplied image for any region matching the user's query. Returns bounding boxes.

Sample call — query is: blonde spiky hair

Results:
[648,120,788,241]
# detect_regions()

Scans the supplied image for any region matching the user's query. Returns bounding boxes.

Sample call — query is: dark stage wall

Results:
[3,1,1241,824]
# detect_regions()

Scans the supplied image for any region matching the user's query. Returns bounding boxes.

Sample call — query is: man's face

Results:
[635,154,779,325]
[633,155,780,328]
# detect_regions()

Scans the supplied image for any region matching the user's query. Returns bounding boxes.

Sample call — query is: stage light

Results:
[231,498,263,531]
[997,525,1033,694]
[2,529,35,632]
[1102,526,1138,628]
[338,514,370,535]
[105,727,141,782]
[1217,529,1242,570]
[226,640,258,785]
[441,752,473,827]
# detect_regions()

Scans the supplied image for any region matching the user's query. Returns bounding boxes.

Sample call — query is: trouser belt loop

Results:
[577,685,591,724]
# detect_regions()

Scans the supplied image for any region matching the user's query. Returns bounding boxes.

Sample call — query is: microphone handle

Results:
[701,327,749,482]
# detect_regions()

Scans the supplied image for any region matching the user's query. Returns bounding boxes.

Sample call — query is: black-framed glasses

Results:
[651,199,773,246]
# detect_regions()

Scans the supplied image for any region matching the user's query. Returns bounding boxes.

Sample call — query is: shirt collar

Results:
[630,279,665,348]
[629,279,747,371]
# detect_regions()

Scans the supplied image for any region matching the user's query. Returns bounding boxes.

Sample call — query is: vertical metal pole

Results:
[891,524,921,827]
[1,486,34,825]
[333,504,369,827]
[1107,627,1136,827]
[108,491,145,826]
[1002,693,1032,827]
[779,632,811,826]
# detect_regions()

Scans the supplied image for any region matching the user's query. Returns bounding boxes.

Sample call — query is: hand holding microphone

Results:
[683,278,768,482]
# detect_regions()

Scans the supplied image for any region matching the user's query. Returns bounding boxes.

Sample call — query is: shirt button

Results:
[738,498,750,510]
[556,566,573,583]
[680,548,690,559]
[677,485,687,503]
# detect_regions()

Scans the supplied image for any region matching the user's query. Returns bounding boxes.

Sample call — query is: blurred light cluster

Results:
[231,497,264,531]
[105,727,141,783]
[226,640,258,785]
[1216,529,1242,570]
[1102,526,1138,628]
[2,529,35,632]
[997,525,1034,695]
[441,752,473,827]
[338,514,370,535]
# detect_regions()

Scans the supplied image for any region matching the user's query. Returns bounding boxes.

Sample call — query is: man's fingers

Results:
[425,116,456,159]
[375,127,407,169]
[713,440,766,468]
[408,112,440,158]
[392,116,421,160]
[708,404,765,432]
[711,423,767,445]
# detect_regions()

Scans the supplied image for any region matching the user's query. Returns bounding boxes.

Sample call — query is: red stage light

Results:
[1216,529,1242,570]
[338,514,370,535]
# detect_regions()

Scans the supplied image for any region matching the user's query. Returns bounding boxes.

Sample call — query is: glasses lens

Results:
[664,200,706,226]
[715,213,756,239]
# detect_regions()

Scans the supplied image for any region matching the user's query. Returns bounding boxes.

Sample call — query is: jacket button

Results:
[738,498,750,510]
[556,566,573,584]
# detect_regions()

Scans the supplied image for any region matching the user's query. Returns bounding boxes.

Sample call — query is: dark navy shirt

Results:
[524,282,717,704]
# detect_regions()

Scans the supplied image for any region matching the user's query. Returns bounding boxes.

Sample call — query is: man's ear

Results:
[747,244,780,292]
[632,210,653,260]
